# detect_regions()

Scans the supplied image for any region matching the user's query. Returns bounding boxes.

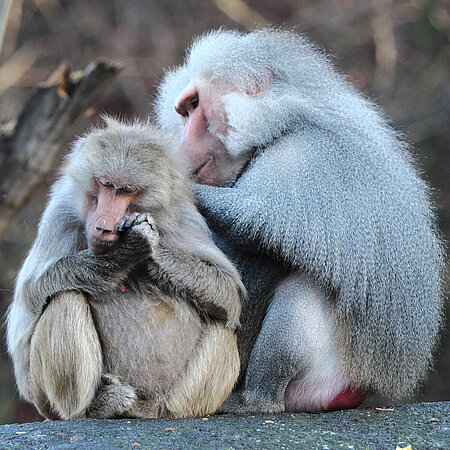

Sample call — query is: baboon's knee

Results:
[200,324,241,403]
[165,323,240,417]
[29,292,102,418]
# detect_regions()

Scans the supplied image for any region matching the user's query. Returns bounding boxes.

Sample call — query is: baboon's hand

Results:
[83,213,158,275]
[117,212,159,257]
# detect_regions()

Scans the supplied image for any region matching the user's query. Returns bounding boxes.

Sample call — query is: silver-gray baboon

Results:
[6,118,245,419]
[155,28,445,412]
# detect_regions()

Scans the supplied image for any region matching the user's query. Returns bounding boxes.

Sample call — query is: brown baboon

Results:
[6,117,245,419]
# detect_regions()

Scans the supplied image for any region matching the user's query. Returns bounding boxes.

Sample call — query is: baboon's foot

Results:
[86,374,138,418]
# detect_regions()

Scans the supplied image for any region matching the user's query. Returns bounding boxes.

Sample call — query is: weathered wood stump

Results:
[0,60,123,238]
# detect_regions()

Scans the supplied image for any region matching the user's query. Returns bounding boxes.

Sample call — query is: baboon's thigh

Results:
[162,323,240,418]
[29,292,102,419]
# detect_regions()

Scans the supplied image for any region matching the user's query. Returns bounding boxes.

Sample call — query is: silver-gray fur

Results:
[155,28,445,407]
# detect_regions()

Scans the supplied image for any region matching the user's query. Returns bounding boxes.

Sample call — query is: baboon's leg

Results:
[29,292,103,419]
[86,324,239,419]
[32,387,57,420]
[136,323,240,418]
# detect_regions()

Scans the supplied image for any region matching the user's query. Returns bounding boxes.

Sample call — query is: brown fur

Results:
[7,118,245,419]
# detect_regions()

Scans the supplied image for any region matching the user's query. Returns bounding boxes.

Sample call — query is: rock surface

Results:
[0,402,448,449]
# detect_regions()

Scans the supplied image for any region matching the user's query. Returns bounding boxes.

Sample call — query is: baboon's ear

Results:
[245,67,274,97]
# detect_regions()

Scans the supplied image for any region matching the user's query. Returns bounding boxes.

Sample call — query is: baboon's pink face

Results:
[84,178,138,254]
[174,78,240,187]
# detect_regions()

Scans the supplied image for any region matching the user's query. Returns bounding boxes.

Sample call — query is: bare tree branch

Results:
[0,60,123,238]
[0,0,13,57]
[213,0,266,28]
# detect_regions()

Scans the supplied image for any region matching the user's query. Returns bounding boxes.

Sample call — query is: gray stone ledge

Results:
[0,402,448,449]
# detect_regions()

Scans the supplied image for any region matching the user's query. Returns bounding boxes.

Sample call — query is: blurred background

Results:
[0,0,448,424]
